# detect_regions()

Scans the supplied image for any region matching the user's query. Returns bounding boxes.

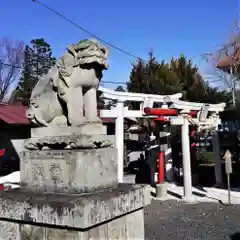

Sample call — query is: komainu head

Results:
[57,39,109,83]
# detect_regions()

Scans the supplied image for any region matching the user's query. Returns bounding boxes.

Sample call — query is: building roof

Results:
[0,103,29,124]
[0,103,133,125]
[216,45,240,74]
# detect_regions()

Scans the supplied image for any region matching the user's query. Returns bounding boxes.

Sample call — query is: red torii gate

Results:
[143,107,199,185]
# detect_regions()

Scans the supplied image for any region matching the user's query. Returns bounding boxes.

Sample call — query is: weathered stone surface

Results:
[156,183,167,199]
[0,221,19,240]
[126,207,144,239]
[24,134,114,150]
[21,224,45,240]
[31,124,107,138]
[21,225,84,239]
[107,214,127,239]
[0,184,151,229]
[20,148,117,193]
[87,223,108,239]
[0,209,144,239]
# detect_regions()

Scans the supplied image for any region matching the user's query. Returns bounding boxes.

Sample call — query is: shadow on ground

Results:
[166,189,224,204]
[166,189,207,199]
[230,233,240,239]
[144,200,240,240]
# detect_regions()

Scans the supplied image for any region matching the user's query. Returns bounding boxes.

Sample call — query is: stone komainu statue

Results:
[27,39,109,127]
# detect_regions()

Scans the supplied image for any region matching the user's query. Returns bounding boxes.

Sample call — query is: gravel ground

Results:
[144,199,240,240]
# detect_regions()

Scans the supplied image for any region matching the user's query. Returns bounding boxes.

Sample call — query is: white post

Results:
[115,101,124,183]
[181,113,193,201]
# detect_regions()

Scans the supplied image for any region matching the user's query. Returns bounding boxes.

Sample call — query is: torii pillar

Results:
[100,100,125,183]
[115,101,125,183]
[181,111,193,201]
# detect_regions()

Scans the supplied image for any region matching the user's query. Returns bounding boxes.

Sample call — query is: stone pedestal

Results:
[0,129,151,239]
[0,184,150,239]
[20,148,117,193]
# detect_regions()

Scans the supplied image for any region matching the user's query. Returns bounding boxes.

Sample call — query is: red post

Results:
[158,151,165,184]
[0,149,5,157]
[190,127,197,175]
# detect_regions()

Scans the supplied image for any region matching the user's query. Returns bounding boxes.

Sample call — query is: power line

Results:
[31,0,212,65]
[0,60,125,85]
[0,62,22,69]
[31,0,146,62]
[1,0,230,88]
[1,54,222,86]
[0,61,226,85]
[3,61,221,85]
[102,81,127,85]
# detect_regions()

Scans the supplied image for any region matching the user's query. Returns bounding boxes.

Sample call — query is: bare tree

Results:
[202,17,240,106]
[0,38,24,101]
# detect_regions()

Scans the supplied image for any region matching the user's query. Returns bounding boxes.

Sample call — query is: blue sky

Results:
[1,0,238,89]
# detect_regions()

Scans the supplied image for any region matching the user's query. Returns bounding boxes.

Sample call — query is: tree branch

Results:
[0,38,24,101]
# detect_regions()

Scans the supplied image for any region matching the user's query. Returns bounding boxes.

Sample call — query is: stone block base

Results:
[5,209,143,239]
[0,184,151,239]
[0,221,20,240]
[20,148,117,193]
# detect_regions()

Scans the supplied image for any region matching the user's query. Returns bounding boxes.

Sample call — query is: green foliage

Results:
[127,52,230,107]
[197,150,214,165]
[10,38,56,105]
[127,52,182,96]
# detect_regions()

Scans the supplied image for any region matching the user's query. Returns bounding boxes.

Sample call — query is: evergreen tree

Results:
[127,52,182,96]
[10,38,56,105]
[30,38,56,78]
[127,52,230,106]
[127,52,182,109]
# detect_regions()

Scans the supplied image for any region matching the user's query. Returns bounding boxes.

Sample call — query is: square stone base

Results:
[0,209,144,240]
[20,148,117,193]
[0,184,151,239]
